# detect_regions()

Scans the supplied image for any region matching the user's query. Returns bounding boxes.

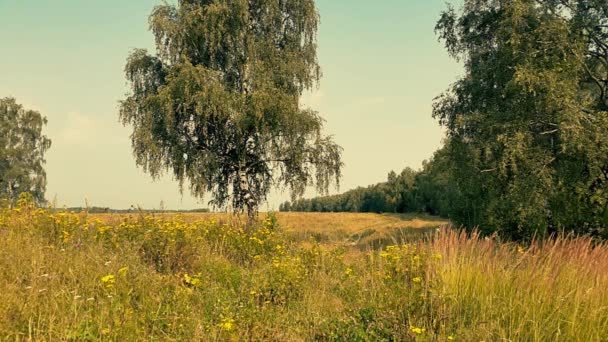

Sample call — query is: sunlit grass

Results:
[0,202,606,340]
[433,230,608,341]
[91,211,447,248]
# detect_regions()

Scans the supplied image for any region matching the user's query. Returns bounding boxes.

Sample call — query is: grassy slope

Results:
[0,208,607,341]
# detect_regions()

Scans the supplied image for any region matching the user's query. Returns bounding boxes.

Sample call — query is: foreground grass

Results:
[0,205,607,341]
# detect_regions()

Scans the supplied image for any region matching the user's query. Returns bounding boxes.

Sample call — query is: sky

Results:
[0,0,462,210]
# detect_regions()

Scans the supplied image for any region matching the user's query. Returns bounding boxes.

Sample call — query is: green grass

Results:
[0,204,606,341]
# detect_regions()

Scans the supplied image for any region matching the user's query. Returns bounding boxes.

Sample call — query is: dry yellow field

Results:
[90,212,448,249]
[2,206,608,340]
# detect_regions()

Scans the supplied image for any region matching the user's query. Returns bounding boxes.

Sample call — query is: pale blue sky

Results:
[0,0,462,210]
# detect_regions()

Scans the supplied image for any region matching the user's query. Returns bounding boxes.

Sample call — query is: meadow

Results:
[1,200,607,341]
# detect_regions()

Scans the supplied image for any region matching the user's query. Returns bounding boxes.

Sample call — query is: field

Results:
[1,204,607,341]
[91,212,446,249]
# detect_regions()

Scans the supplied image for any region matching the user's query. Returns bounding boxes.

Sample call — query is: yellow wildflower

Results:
[101,274,115,289]
[183,273,202,287]
[249,237,264,245]
[410,326,426,334]
[62,230,71,243]
[218,318,235,332]
[413,277,422,283]
[272,257,281,268]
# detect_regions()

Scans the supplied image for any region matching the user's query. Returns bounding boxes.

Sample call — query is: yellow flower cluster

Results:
[410,325,426,334]
[100,274,115,289]
[218,318,235,332]
[183,273,202,288]
[379,244,430,284]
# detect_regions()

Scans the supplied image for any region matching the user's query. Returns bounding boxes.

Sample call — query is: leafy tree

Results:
[0,97,52,206]
[392,168,418,213]
[120,0,342,220]
[435,0,608,239]
[360,185,389,213]
[385,171,398,211]
[414,144,466,218]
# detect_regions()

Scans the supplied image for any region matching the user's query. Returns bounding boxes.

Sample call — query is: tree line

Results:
[278,147,451,216]
[279,168,419,214]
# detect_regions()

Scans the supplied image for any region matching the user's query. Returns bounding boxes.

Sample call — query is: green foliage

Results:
[0,98,51,206]
[119,0,342,219]
[279,161,461,220]
[434,0,608,239]
[282,167,424,214]
[316,309,396,341]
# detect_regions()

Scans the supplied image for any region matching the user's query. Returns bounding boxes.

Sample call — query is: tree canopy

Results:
[0,97,52,206]
[120,0,342,218]
[434,0,608,239]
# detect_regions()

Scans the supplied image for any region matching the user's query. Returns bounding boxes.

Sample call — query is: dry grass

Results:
[1,205,607,340]
[90,211,447,248]
[277,212,445,245]
[432,229,608,341]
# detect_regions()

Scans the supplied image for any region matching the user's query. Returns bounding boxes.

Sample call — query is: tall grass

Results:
[0,202,606,340]
[433,229,608,341]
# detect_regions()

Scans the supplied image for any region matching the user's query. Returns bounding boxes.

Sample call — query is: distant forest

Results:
[280,147,453,218]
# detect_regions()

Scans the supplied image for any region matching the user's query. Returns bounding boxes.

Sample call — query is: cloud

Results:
[55,112,124,146]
